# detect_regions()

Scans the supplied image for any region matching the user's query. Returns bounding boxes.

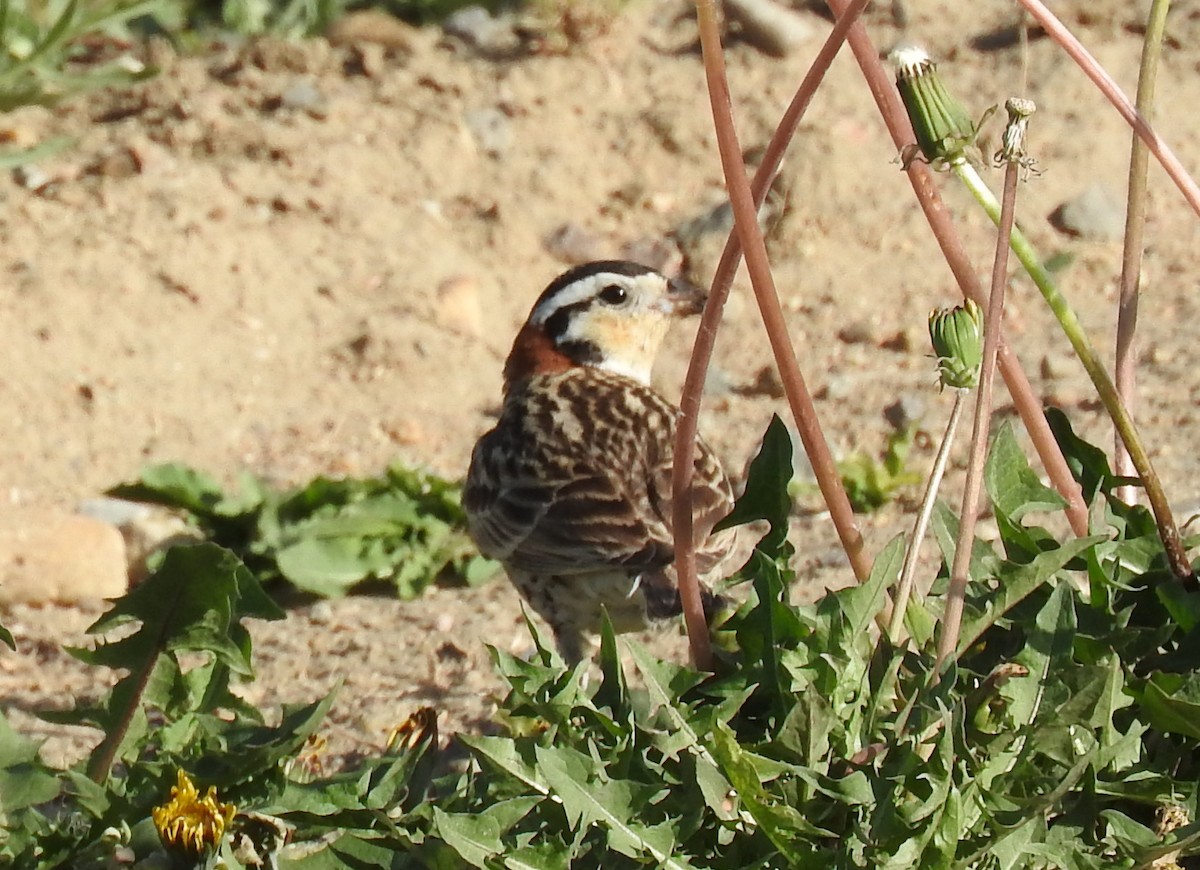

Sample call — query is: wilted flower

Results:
[387,706,438,753]
[152,769,236,856]
[891,44,986,169]
[995,96,1038,173]
[929,299,984,391]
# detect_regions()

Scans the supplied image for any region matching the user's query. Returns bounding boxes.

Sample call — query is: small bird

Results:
[464,260,739,663]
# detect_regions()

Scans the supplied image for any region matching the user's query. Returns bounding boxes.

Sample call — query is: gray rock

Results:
[741,365,786,399]
[675,201,735,248]
[704,365,736,397]
[725,0,815,57]
[837,321,877,346]
[1039,353,1074,380]
[543,222,611,264]
[884,394,926,430]
[442,5,520,56]
[465,107,511,158]
[1049,184,1125,240]
[12,164,51,192]
[821,372,859,400]
[78,496,197,582]
[618,237,683,276]
[279,78,328,118]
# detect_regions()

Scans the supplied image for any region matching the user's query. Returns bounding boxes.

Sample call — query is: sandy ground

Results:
[2,0,1200,765]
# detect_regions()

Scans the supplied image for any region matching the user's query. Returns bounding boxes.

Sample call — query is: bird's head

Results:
[503,260,705,389]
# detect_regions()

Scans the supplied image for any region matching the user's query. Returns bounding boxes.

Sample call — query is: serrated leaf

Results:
[1139,673,1200,739]
[709,723,831,859]
[931,501,1002,583]
[1014,582,1076,726]
[717,414,792,552]
[626,642,736,819]
[957,536,1098,658]
[534,745,689,867]
[0,713,60,812]
[503,841,571,870]
[592,614,630,727]
[108,462,248,518]
[985,422,1067,523]
[65,544,282,780]
[841,533,903,640]
[1044,407,1117,504]
[459,735,549,796]
[734,550,806,724]
[434,799,540,868]
[86,543,279,675]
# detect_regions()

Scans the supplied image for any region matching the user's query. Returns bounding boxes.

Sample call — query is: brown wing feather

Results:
[464,368,734,578]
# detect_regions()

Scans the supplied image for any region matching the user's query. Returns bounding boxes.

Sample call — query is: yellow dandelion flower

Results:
[152,769,236,856]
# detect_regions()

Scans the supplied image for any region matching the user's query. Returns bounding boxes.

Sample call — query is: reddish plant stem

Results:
[87,654,156,783]
[679,0,874,668]
[937,162,1019,670]
[678,0,740,671]
[678,0,872,592]
[1014,0,1200,220]
[825,0,1089,538]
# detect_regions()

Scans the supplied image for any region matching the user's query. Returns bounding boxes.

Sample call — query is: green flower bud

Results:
[929,299,984,391]
[891,45,982,169]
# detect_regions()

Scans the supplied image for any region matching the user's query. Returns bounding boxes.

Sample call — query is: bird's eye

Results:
[598,284,629,306]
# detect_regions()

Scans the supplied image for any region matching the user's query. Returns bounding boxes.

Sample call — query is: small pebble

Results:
[88,147,141,179]
[619,237,683,276]
[1039,354,1073,380]
[883,394,925,430]
[1049,183,1125,241]
[442,5,521,56]
[327,9,418,50]
[880,327,919,353]
[820,373,859,400]
[543,222,611,264]
[309,600,335,624]
[725,0,815,57]
[704,366,736,398]
[13,163,50,191]
[740,365,786,399]
[0,507,127,604]
[1142,344,1168,366]
[464,107,511,158]
[77,496,156,527]
[435,275,484,338]
[277,78,328,118]
[837,321,876,346]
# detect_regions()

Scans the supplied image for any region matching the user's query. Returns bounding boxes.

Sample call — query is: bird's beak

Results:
[661,276,707,316]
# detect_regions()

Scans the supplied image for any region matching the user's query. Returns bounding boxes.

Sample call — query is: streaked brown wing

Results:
[466,440,674,575]
[646,437,736,575]
[464,368,735,579]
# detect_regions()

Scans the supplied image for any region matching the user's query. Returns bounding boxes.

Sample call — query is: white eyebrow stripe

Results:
[530,274,609,324]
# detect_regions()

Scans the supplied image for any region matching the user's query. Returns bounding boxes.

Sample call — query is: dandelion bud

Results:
[929,299,984,391]
[891,44,980,168]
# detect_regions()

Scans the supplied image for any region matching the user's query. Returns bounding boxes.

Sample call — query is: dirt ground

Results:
[3,0,1200,767]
